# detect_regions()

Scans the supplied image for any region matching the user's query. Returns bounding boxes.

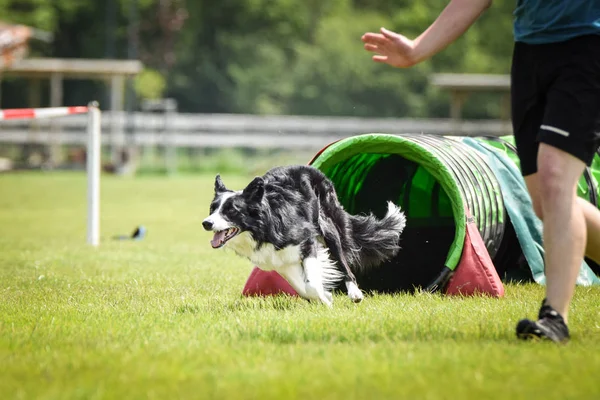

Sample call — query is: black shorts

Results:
[511,34,600,176]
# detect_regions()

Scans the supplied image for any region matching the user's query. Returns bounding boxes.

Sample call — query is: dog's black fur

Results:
[203,165,406,305]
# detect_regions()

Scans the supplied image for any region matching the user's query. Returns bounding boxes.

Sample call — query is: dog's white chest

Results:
[227,232,301,270]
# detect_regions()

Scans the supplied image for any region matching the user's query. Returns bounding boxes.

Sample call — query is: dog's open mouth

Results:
[210,227,240,248]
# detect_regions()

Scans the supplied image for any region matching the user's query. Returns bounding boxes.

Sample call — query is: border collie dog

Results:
[202,165,406,307]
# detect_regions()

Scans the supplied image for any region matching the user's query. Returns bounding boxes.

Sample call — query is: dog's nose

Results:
[202,220,213,231]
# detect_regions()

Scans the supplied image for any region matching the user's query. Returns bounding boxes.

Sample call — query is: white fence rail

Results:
[0,112,512,150]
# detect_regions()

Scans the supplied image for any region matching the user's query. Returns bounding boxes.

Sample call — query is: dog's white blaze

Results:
[204,192,236,231]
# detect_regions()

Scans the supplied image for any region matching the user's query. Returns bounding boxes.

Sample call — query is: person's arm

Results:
[361,0,492,68]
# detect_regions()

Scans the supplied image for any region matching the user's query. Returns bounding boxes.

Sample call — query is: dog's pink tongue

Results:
[211,231,226,248]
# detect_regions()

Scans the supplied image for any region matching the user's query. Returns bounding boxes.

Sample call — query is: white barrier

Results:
[0,113,514,150]
[0,102,101,246]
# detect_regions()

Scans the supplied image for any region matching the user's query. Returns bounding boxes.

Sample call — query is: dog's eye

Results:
[226,203,243,215]
[222,202,234,213]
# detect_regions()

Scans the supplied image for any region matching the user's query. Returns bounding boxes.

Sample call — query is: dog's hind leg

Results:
[325,240,363,303]
[345,281,363,303]
[319,216,364,303]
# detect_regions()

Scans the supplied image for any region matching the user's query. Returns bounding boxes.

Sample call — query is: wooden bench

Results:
[1,58,143,165]
[430,73,511,135]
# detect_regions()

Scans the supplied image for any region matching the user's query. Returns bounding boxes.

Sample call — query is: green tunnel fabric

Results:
[480,135,600,203]
[309,134,467,270]
[309,133,600,284]
[462,137,600,286]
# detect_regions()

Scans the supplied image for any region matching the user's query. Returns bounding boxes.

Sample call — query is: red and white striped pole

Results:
[0,102,102,246]
[0,106,89,121]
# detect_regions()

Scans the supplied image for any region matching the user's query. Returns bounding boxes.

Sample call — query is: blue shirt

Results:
[513,0,600,44]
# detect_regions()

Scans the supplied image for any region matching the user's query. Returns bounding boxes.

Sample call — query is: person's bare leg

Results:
[523,173,542,219]
[526,171,600,268]
[533,144,588,322]
[578,198,600,263]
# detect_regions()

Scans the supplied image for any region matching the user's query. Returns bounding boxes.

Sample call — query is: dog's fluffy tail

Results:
[349,202,406,270]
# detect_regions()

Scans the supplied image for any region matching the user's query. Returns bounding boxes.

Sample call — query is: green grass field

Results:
[1,172,599,400]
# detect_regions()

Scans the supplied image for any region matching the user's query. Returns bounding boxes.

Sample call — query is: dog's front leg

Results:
[301,256,333,307]
[276,264,309,299]
[278,263,332,307]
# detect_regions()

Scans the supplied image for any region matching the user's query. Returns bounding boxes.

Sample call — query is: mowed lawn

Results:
[1,172,599,400]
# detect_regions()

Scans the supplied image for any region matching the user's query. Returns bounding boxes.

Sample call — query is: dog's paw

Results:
[306,281,333,307]
[318,291,333,307]
[305,281,319,299]
[346,281,364,303]
[320,294,333,308]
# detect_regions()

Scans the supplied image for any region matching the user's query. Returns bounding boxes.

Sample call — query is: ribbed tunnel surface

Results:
[310,134,517,292]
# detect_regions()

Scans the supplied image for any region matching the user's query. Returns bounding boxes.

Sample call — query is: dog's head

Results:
[202,174,265,248]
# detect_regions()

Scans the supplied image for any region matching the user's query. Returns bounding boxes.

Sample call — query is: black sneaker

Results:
[516,299,570,343]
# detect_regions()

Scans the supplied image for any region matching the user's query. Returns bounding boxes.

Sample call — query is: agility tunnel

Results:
[243,133,600,297]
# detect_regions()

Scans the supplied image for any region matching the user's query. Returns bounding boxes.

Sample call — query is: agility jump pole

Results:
[0,102,102,246]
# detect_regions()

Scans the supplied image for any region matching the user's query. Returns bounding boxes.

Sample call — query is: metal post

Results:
[141,98,178,175]
[49,72,64,167]
[87,101,101,246]
[450,91,468,135]
[110,75,125,163]
[165,98,177,175]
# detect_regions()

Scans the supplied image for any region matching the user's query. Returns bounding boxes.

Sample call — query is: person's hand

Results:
[361,27,419,68]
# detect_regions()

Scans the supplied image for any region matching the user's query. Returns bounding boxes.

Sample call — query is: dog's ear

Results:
[243,176,264,201]
[214,174,227,193]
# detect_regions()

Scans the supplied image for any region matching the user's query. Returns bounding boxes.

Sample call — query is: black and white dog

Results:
[202,165,406,306]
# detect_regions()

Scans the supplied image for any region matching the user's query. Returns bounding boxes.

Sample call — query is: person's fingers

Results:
[380,27,414,52]
[363,43,379,53]
[380,27,399,40]
[361,32,380,41]
[361,33,388,45]
[361,33,374,42]
[365,27,415,66]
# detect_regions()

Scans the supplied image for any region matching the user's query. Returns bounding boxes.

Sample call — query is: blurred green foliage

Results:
[134,69,167,100]
[0,0,516,119]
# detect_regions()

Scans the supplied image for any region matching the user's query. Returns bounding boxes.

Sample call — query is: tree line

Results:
[1,0,516,119]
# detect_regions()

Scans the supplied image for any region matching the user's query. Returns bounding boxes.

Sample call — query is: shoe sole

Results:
[516,319,569,344]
